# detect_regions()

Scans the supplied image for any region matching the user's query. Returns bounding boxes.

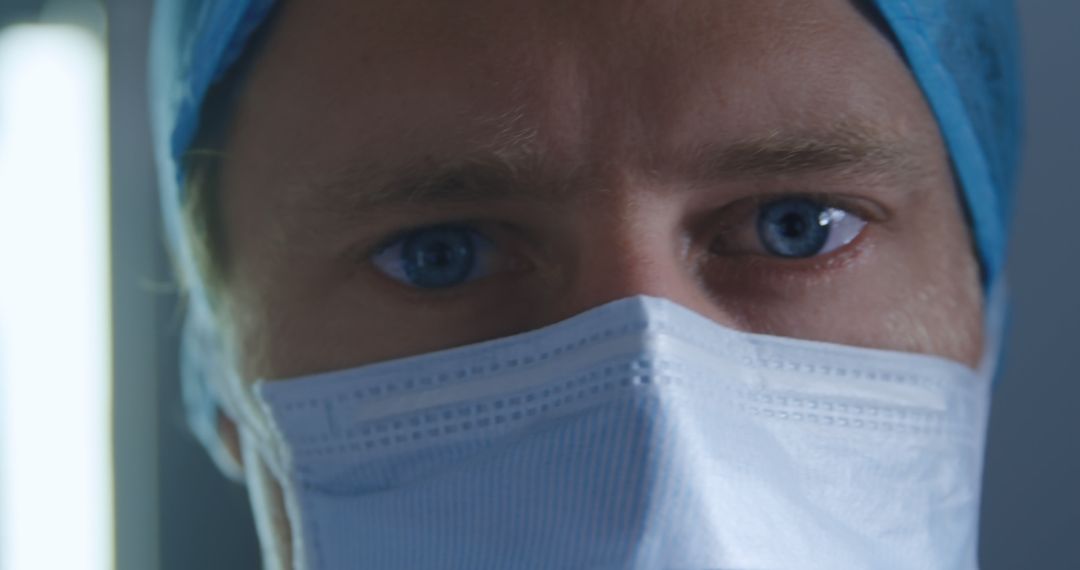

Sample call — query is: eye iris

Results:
[401,226,476,288]
[757,198,830,258]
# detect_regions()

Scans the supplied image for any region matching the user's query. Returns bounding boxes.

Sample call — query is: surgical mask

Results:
[253,295,997,570]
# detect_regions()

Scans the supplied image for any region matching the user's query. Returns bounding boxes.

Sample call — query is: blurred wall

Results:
[978,3,1080,569]
[107,1,260,569]
[107,2,1078,569]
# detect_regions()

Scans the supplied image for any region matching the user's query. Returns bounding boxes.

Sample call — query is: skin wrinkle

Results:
[482,105,542,161]
[183,1,987,566]
[296,122,926,239]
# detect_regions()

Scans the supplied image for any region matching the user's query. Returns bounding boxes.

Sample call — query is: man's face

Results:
[218,0,982,405]
[211,0,985,561]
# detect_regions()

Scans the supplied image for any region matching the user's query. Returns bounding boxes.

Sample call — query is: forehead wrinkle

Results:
[295,119,926,228]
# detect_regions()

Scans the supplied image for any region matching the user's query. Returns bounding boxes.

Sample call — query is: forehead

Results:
[224,0,929,176]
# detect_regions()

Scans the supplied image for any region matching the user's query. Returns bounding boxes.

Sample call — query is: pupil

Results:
[402,226,476,288]
[778,213,809,239]
[757,198,830,258]
[421,243,454,267]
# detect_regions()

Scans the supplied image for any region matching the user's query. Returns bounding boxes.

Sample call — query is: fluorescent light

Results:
[0,24,113,570]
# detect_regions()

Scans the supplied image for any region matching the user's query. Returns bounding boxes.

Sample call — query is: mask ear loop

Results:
[978,275,1009,385]
[245,378,312,569]
[239,423,311,570]
[186,296,306,565]
[181,307,244,480]
[182,293,290,483]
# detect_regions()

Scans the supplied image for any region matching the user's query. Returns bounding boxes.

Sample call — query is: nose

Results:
[540,201,737,328]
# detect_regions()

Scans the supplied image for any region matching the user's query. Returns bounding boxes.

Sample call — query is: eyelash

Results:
[367,196,873,291]
[709,196,869,258]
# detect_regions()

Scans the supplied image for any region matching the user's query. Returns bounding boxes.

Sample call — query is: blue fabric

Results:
[869,0,1022,283]
[150,0,1023,463]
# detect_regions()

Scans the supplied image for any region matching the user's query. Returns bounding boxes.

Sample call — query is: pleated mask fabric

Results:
[255,295,998,569]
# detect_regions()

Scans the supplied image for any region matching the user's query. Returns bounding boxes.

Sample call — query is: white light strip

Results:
[0,24,113,570]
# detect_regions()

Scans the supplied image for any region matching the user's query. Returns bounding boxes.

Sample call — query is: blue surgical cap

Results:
[150,0,1023,468]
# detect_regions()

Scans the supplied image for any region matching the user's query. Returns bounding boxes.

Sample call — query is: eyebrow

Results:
[302,123,919,221]
[695,125,916,179]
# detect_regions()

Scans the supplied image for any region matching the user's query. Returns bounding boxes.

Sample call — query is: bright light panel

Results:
[0,24,112,570]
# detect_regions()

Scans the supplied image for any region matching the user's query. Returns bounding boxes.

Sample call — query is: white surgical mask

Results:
[253,295,997,570]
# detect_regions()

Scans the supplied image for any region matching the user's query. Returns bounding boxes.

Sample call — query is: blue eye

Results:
[372,225,495,289]
[757,198,866,258]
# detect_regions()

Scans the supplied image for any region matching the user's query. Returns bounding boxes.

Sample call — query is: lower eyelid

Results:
[701,229,875,295]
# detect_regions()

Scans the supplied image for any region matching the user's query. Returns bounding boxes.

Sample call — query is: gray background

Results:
[977,2,1080,567]
[4,1,1075,568]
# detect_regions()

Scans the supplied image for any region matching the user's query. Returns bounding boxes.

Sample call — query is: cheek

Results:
[872,224,984,367]
[893,179,985,368]
[226,270,545,381]
[710,219,984,369]
[882,287,983,368]
[864,250,982,368]
[891,236,984,368]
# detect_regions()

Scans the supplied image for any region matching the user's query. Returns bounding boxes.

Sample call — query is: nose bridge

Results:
[547,201,721,324]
